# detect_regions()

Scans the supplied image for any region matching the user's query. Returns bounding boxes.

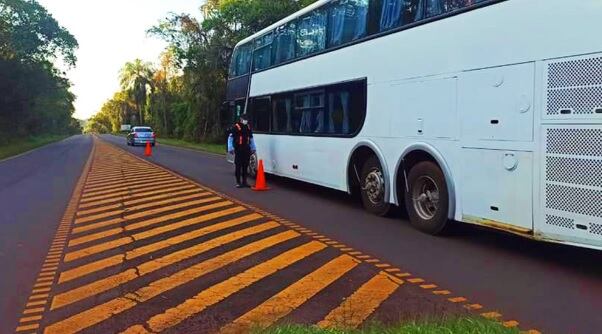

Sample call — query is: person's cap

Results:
[240,114,248,121]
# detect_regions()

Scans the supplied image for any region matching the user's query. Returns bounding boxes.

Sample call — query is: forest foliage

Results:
[0,0,81,144]
[85,0,317,143]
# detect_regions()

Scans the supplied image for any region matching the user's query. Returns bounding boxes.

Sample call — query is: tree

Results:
[119,59,154,125]
[0,0,79,142]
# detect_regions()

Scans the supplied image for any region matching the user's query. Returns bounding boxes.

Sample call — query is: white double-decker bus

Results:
[225,0,602,250]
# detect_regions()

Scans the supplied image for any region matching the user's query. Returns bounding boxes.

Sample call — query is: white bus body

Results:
[226,0,602,250]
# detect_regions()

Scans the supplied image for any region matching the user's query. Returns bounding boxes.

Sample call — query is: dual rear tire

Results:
[358,157,449,234]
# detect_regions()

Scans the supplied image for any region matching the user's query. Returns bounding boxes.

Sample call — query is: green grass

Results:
[252,318,520,334]
[0,134,70,160]
[157,137,226,155]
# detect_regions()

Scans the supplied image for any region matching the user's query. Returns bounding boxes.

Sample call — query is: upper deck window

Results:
[327,0,369,47]
[297,9,327,57]
[273,22,297,65]
[254,33,273,71]
[379,0,422,32]
[229,43,252,77]
[425,0,481,18]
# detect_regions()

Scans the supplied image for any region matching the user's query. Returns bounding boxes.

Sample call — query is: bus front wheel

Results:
[360,156,391,216]
[404,161,449,235]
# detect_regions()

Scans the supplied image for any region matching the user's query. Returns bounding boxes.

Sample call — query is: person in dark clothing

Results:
[228,115,256,188]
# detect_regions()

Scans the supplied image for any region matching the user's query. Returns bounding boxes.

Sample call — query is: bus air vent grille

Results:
[547,56,602,116]
[545,215,575,230]
[546,128,602,156]
[547,86,602,115]
[545,184,602,218]
[548,56,602,88]
[546,157,602,188]
[590,223,602,236]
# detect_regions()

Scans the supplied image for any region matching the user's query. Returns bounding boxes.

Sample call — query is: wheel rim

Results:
[248,153,258,177]
[363,168,385,205]
[411,176,440,220]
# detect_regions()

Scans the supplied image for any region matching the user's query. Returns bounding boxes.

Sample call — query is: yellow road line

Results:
[85,171,170,186]
[53,221,280,309]
[84,169,171,184]
[84,173,175,190]
[82,178,187,198]
[134,241,326,333]
[77,184,197,209]
[45,230,300,334]
[76,188,203,217]
[64,206,246,262]
[59,213,264,283]
[15,323,39,332]
[82,174,177,194]
[75,192,211,225]
[80,180,190,203]
[69,197,224,244]
[221,254,359,334]
[318,272,399,329]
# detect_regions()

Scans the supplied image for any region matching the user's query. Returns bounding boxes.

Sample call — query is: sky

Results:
[38,0,205,120]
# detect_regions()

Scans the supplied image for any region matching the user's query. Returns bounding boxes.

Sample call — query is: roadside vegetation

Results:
[0,134,69,160]
[156,137,225,155]
[0,0,82,156]
[84,0,318,147]
[252,318,521,334]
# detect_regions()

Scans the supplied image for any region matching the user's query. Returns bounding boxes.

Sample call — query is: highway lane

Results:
[0,135,92,333]
[102,134,602,334]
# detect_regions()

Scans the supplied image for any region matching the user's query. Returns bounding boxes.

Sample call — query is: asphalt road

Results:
[1,134,600,333]
[100,134,602,334]
[0,135,92,332]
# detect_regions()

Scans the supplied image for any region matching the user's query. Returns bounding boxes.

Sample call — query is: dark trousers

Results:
[234,148,250,184]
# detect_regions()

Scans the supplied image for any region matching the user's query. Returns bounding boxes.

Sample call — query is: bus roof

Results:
[236,0,331,48]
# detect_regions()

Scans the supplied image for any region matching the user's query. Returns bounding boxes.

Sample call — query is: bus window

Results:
[326,81,366,135]
[254,33,273,71]
[426,0,474,18]
[297,9,327,57]
[380,0,422,32]
[271,97,293,133]
[250,98,270,132]
[273,22,296,65]
[229,43,252,77]
[327,0,369,47]
[295,91,325,133]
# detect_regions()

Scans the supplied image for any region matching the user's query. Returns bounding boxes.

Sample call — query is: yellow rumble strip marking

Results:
[220,254,359,334]
[44,230,301,334]
[30,139,529,334]
[75,188,203,217]
[69,196,224,243]
[126,241,327,333]
[52,221,281,309]
[74,191,210,225]
[64,205,246,262]
[59,212,265,283]
[318,272,400,329]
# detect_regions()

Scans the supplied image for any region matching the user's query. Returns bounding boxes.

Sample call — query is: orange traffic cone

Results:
[144,142,152,157]
[252,159,269,191]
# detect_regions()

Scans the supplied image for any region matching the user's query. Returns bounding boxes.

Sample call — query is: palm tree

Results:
[119,59,154,125]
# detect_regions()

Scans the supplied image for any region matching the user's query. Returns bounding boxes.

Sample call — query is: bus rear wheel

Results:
[404,161,449,235]
[360,156,391,216]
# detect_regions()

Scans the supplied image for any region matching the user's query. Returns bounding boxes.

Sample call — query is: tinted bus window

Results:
[229,43,252,77]
[297,10,327,57]
[271,97,293,133]
[272,22,297,65]
[425,0,475,18]
[250,98,270,132]
[380,0,422,32]
[251,79,367,137]
[327,0,369,47]
[254,33,273,71]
